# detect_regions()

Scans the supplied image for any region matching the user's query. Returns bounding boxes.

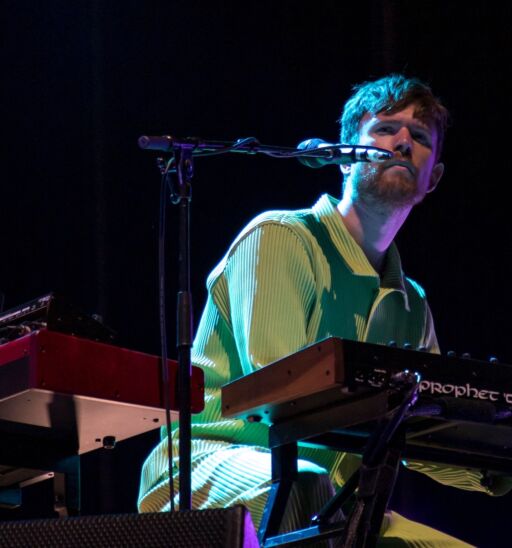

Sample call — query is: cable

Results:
[158,158,175,512]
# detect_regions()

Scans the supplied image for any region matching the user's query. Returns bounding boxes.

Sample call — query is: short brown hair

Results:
[340,74,449,159]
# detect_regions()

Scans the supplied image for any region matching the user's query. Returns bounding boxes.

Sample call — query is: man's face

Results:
[343,104,444,210]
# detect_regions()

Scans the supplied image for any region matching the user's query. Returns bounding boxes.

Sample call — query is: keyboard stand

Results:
[259,380,417,547]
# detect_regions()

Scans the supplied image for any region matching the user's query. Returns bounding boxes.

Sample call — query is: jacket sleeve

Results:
[221,221,316,376]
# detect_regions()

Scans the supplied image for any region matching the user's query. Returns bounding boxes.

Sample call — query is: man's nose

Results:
[393,127,412,157]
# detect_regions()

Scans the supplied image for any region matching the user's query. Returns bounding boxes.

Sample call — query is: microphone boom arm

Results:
[138,135,392,165]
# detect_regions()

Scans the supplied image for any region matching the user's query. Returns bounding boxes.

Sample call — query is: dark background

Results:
[2,1,511,545]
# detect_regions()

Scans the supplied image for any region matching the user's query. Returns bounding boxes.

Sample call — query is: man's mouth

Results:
[383,160,416,176]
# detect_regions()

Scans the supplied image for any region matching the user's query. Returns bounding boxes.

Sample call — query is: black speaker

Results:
[0,507,259,547]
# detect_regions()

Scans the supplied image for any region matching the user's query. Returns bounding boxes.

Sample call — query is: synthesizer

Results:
[222,337,512,425]
[0,329,204,455]
[222,338,512,472]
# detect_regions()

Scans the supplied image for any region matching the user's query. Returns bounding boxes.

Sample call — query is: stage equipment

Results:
[0,506,258,547]
[223,337,512,547]
[0,329,204,516]
[0,293,115,344]
[138,135,392,166]
[296,138,392,168]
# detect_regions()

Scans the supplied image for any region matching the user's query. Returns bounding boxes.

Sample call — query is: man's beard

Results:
[349,162,420,212]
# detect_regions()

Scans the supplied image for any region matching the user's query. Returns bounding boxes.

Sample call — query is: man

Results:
[139,75,499,545]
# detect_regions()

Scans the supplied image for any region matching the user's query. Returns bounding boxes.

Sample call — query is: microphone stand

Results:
[168,144,194,511]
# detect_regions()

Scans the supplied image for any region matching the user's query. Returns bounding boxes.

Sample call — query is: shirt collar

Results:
[311,194,408,296]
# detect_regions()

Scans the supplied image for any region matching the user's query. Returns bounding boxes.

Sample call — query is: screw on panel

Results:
[103,436,116,449]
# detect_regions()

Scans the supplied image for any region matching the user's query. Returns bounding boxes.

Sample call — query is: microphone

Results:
[296,138,392,168]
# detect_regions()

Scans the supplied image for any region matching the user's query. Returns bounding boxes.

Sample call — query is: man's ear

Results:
[427,162,444,193]
[340,164,351,176]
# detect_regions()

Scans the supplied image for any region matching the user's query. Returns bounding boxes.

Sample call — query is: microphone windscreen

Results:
[296,138,331,168]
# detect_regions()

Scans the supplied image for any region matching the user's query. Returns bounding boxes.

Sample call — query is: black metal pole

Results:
[172,146,194,511]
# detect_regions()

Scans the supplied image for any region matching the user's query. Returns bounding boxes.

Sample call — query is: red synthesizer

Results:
[0,329,204,454]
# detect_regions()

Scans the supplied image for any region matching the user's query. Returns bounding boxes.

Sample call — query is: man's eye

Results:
[413,133,432,147]
[376,126,394,134]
